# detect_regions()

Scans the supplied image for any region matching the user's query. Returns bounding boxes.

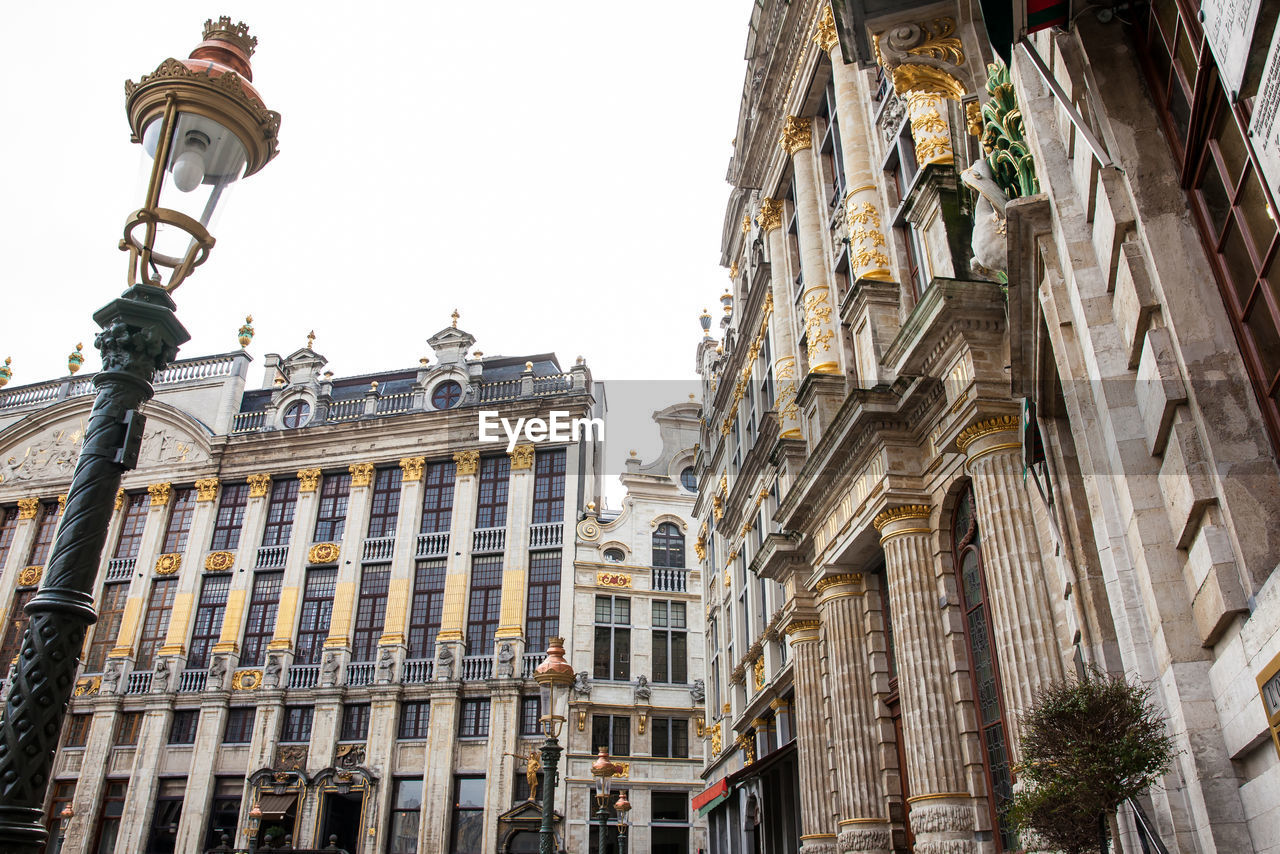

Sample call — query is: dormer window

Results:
[680,467,697,492]
[432,380,462,410]
[282,400,311,428]
[603,548,625,563]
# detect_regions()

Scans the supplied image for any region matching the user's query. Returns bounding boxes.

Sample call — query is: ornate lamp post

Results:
[0,19,279,853]
[54,804,73,853]
[591,747,620,854]
[613,789,631,854]
[246,801,263,854]
[533,637,574,854]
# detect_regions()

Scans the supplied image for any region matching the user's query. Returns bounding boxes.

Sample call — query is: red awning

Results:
[692,778,730,816]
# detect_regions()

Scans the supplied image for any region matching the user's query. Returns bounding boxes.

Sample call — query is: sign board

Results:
[1202,0,1263,98]
[1250,20,1280,205]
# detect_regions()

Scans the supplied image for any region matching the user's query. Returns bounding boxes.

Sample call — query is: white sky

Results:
[1,2,753,504]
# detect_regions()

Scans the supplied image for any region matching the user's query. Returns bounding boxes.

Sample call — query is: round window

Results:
[282,400,311,428]
[432,380,462,410]
[603,548,625,563]
[680,466,698,491]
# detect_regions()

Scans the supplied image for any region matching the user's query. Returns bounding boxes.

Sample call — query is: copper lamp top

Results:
[533,637,575,686]
[590,746,617,778]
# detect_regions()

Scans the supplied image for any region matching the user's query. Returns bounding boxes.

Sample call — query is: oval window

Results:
[432,380,462,410]
[282,400,311,428]
[603,548,625,563]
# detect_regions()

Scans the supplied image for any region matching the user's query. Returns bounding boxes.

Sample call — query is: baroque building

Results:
[0,318,701,854]
[694,2,1280,854]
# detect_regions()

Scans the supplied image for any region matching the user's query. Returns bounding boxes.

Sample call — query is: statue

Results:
[207,656,227,691]
[690,678,706,703]
[102,660,122,694]
[436,644,454,680]
[376,648,395,684]
[506,748,542,801]
[634,674,652,702]
[572,670,592,697]
[961,158,1009,281]
[496,642,515,678]
[263,654,283,689]
[321,652,340,687]
[152,658,170,693]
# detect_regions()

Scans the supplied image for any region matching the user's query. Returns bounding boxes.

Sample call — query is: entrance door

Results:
[319,790,364,853]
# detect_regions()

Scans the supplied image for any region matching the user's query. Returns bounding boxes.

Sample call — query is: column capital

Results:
[780,116,813,155]
[17,498,39,519]
[872,505,933,544]
[195,477,219,502]
[955,414,1020,452]
[115,489,126,510]
[814,572,864,601]
[508,444,535,471]
[757,197,784,232]
[813,5,838,53]
[400,456,426,481]
[148,482,172,506]
[452,450,479,476]
[349,462,374,487]
[247,473,272,498]
[298,468,321,492]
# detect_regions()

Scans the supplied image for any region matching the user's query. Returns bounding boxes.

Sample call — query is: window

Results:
[603,548,625,563]
[205,778,244,851]
[66,712,92,747]
[0,507,17,569]
[652,522,685,568]
[708,614,722,712]
[680,467,697,491]
[313,472,351,542]
[162,487,196,553]
[458,699,491,738]
[282,400,312,428]
[651,791,691,853]
[419,460,456,534]
[260,478,299,548]
[341,704,371,741]
[466,556,503,656]
[93,781,127,854]
[188,573,231,669]
[26,501,59,566]
[208,483,249,551]
[83,583,128,672]
[449,776,485,854]
[525,551,560,653]
[652,601,688,684]
[520,696,541,736]
[113,493,149,560]
[591,714,630,756]
[408,559,446,659]
[352,568,390,662]
[281,706,314,743]
[389,779,423,854]
[48,780,75,848]
[531,449,565,524]
[296,568,337,665]
[652,717,689,758]
[0,590,36,671]
[593,596,630,681]
[432,380,462,410]
[145,778,186,854]
[399,701,431,739]
[115,712,143,746]
[136,577,178,668]
[169,710,199,744]
[240,571,283,667]
[367,466,403,538]
[820,77,847,207]
[223,708,255,744]
[475,455,510,529]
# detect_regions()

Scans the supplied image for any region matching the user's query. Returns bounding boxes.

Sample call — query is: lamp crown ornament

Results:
[67,343,85,374]
[238,314,254,347]
[202,16,258,58]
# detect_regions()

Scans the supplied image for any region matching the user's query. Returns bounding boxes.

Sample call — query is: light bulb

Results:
[171,150,206,193]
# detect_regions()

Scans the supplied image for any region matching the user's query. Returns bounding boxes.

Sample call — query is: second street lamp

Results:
[591,746,620,854]
[0,18,280,854]
[533,637,575,854]
[614,789,631,854]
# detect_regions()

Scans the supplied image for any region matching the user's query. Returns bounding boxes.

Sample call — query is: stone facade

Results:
[695,3,1280,854]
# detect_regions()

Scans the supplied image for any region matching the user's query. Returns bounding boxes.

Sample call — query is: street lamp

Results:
[613,790,631,854]
[246,801,263,854]
[591,747,620,854]
[54,804,73,853]
[533,637,574,854]
[0,19,279,854]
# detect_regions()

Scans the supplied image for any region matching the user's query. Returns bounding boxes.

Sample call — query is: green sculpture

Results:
[981,59,1039,200]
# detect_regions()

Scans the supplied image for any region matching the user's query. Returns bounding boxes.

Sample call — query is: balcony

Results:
[653,567,689,593]
[521,653,541,679]
[178,669,207,693]
[256,544,288,569]
[363,536,396,562]
[346,662,374,686]
[529,522,563,550]
[402,658,434,684]
[461,655,492,681]
[125,671,152,694]
[230,411,265,433]
[105,557,136,583]
[472,527,505,553]
[416,531,449,558]
[288,664,319,689]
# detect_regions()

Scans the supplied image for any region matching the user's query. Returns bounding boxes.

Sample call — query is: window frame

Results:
[208,483,250,552]
[593,595,631,681]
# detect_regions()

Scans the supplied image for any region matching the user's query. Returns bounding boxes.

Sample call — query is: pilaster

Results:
[107,492,173,661]
[212,478,271,660]
[307,686,344,777]
[439,452,480,645]
[380,458,424,649]
[483,682,522,853]
[173,697,231,854]
[114,699,174,853]
[61,698,121,854]
[495,444,535,656]
[759,198,804,440]
[364,686,401,854]
[153,484,197,659]
[325,463,376,649]
[269,471,323,654]
[419,687,462,852]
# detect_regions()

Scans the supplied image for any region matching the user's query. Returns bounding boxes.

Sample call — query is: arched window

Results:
[680,466,698,491]
[603,548,625,563]
[953,485,1017,851]
[282,400,311,428]
[652,522,684,569]
[431,380,462,410]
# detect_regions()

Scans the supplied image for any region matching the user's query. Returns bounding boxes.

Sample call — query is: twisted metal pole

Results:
[0,283,187,853]
[538,735,562,854]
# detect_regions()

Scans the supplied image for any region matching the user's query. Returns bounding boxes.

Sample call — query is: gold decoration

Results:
[17,498,39,520]
[231,669,262,691]
[815,572,863,592]
[814,5,839,52]
[803,288,836,369]
[712,493,724,521]
[694,534,706,562]
[741,214,751,234]
[306,330,316,350]
[148,482,172,506]
[754,656,766,690]
[399,456,425,481]
[871,505,932,530]
[966,100,982,136]
[613,762,630,777]
[155,553,182,575]
[509,444,535,471]
[195,478,219,502]
[74,676,101,697]
[729,262,739,279]
[782,619,821,637]
[779,116,813,154]
[238,314,254,348]
[18,566,43,587]
[114,489,126,510]
[298,468,321,492]
[247,473,272,498]
[723,703,732,715]
[0,357,11,387]
[597,571,632,589]
[204,551,235,572]
[67,343,84,375]
[349,463,374,487]
[57,494,67,511]
[904,17,964,64]
[756,197,783,232]
[955,415,1021,451]
[578,708,587,732]
[710,722,723,755]
[309,542,340,564]
[695,715,706,736]
[738,733,757,764]
[893,64,966,99]
[453,451,480,476]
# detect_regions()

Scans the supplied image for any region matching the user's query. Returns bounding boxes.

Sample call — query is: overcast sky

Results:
[2,2,752,501]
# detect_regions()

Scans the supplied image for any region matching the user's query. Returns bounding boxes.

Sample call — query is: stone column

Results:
[483,681,522,853]
[957,417,1065,752]
[173,696,230,854]
[107,487,176,662]
[494,444,535,663]
[324,462,375,654]
[380,457,425,654]
[872,506,974,853]
[419,685,462,852]
[814,574,891,854]
[782,616,837,852]
[114,698,174,852]
[364,684,401,854]
[152,483,198,662]
[268,468,323,662]
[61,697,121,854]
[757,198,804,440]
[438,451,480,653]
[781,115,843,377]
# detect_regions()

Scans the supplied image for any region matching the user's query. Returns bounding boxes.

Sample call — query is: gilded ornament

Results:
[231,669,263,691]
[729,262,739,279]
[238,315,255,348]
[753,656,766,690]
[613,762,630,777]
[783,619,821,637]
[815,572,863,592]
[74,676,101,697]
[694,534,706,562]
[148,482,172,506]
[453,450,480,476]
[756,197,783,232]
[712,493,724,520]
[509,444,535,471]
[695,715,706,736]
[298,468,321,492]
[309,542,341,564]
[17,498,39,520]
[67,343,84,375]
[17,566,43,587]
[114,489,125,510]
[399,456,425,481]
[710,722,723,754]
[349,463,374,487]
[247,473,272,498]
[597,571,632,589]
[195,478,220,502]
[576,517,601,541]
[204,551,235,572]
[966,100,982,136]
[741,214,751,234]
[0,356,11,387]
[902,18,964,64]
[871,504,932,530]
[955,415,1020,451]
[57,494,67,511]
[893,63,966,99]
[813,5,839,52]
[978,59,1040,199]
[779,116,813,155]
[155,553,182,576]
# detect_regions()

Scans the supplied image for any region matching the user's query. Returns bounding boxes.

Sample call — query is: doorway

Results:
[319,789,365,853]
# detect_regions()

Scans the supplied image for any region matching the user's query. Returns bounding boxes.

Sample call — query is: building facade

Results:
[694,2,1280,854]
[0,318,699,854]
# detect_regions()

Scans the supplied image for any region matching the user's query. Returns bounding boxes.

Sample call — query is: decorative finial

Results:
[419,357,429,366]
[202,16,258,57]
[699,309,712,334]
[721,291,733,314]
[587,501,596,513]
[576,355,585,365]
[524,361,534,372]
[322,370,334,380]
[473,350,484,358]
[67,343,84,375]
[272,375,285,387]
[306,330,316,350]
[370,381,379,391]
[451,309,460,328]
[629,450,637,457]
[238,315,255,348]
[0,357,11,388]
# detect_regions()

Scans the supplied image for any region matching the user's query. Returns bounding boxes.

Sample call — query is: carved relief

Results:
[195,478,219,501]
[908,803,975,833]
[17,566,42,587]
[509,444,535,471]
[336,742,366,768]
[0,425,84,484]
[298,468,321,492]
[275,744,307,772]
[597,572,632,589]
[308,542,340,564]
[452,451,479,476]
[204,551,235,572]
[231,669,262,691]
[148,482,172,506]
[155,553,182,575]
[73,676,100,697]
[348,463,374,487]
[247,473,272,498]
[399,456,425,481]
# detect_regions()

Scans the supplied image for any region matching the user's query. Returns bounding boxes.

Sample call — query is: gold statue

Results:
[506,748,541,800]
